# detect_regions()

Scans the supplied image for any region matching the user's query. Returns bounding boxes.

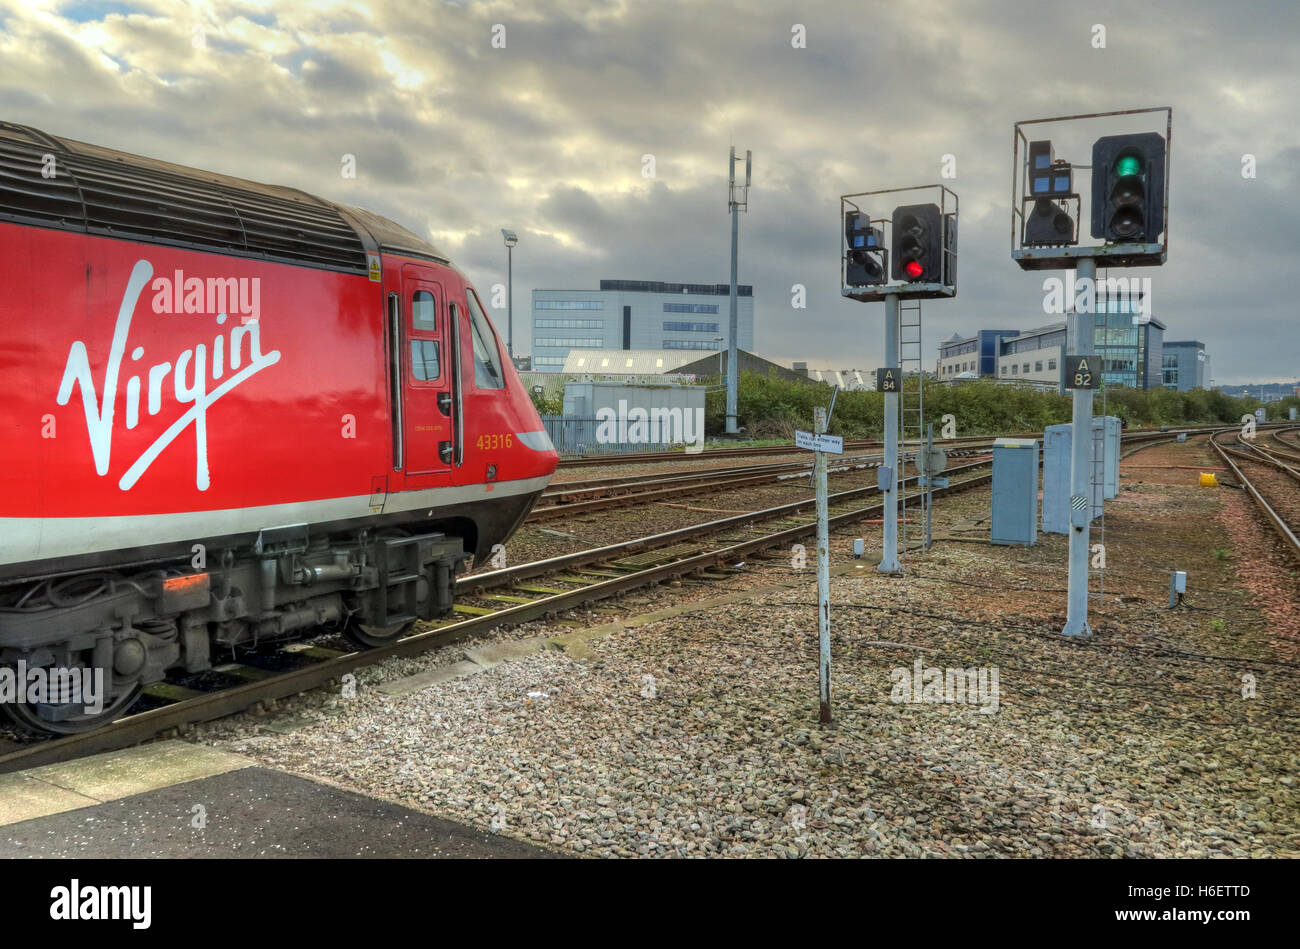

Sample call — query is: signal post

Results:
[841,186,958,575]
[1062,259,1097,637]
[879,294,902,573]
[1011,108,1172,637]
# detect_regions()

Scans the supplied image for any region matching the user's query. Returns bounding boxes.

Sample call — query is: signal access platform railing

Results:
[1011,106,1172,271]
[840,184,958,305]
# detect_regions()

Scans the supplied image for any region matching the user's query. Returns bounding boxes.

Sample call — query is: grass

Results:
[1212,548,1232,561]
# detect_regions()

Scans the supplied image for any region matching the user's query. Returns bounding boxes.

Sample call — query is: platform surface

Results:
[0,742,554,858]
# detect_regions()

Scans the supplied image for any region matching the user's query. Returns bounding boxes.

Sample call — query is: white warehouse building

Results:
[530,279,755,372]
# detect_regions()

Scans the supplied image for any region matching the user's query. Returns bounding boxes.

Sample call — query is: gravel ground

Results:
[192,436,1299,858]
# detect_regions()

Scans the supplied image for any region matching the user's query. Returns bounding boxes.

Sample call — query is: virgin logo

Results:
[56,259,281,491]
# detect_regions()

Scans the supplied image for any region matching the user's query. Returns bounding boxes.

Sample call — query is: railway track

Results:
[0,456,999,773]
[1260,425,1300,465]
[532,448,993,520]
[1272,425,1300,448]
[539,424,1232,517]
[554,434,1014,468]
[552,423,1248,469]
[1210,429,1300,561]
[0,423,1254,773]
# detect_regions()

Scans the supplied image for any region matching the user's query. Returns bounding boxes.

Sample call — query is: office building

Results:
[939,329,1019,380]
[1093,298,1164,390]
[530,279,755,372]
[996,323,1066,389]
[1162,340,1210,391]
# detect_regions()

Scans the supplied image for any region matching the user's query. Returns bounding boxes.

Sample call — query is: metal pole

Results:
[925,422,934,552]
[814,405,831,724]
[726,151,740,435]
[1063,258,1096,637]
[879,293,902,573]
[506,244,513,359]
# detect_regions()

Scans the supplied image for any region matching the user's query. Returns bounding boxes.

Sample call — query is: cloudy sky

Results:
[1,0,1295,385]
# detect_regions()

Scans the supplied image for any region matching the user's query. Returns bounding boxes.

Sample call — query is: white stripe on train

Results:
[0,474,552,566]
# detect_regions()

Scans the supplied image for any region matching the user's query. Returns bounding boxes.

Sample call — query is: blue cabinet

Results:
[991,438,1039,546]
[1042,424,1071,534]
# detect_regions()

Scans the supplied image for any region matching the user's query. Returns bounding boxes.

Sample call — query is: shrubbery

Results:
[703,371,1270,438]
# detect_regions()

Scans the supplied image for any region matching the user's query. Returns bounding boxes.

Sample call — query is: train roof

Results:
[0,121,450,275]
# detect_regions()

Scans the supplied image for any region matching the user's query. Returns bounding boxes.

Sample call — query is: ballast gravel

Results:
[194,438,1298,858]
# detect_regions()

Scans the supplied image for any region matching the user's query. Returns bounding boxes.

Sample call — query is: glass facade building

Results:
[1091,298,1164,389]
[1161,340,1210,391]
[530,280,754,371]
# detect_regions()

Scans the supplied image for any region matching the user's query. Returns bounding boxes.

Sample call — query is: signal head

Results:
[1023,197,1077,246]
[1090,133,1166,244]
[890,203,945,283]
[845,209,886,286]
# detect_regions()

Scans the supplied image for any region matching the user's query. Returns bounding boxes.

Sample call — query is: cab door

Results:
[400,265,454,476]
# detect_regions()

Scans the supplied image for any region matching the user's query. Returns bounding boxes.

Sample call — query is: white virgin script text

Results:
[57,259,281,491]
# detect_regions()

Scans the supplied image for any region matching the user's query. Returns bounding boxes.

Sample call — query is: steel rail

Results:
[460,458,991,594]
[530,454,949,520]
[1211,433,1300,561]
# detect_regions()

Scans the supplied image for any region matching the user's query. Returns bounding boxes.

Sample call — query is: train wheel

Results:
[342,616,415,650]
[2,683,142,736]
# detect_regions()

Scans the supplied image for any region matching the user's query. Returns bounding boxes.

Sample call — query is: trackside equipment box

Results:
[1042,424,1071,534]
[1086,415,1121,517]
[991,438,1039,546]
[1094,416,1121,501]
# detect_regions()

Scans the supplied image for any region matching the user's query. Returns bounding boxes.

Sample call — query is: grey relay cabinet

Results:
[991,438,1039,546]
[1042,418,1121,530]
[1042,424,1071,535]
[1093,416,1121,504]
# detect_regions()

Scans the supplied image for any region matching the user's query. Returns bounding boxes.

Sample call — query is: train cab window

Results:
[465,289,505,389]
[412,290,438,330]
[411,339,440,381]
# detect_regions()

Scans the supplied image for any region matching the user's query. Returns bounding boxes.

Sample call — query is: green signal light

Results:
[1115,155,1142,178]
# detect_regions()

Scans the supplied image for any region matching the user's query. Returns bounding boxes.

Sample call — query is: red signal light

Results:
[903,260,924,280]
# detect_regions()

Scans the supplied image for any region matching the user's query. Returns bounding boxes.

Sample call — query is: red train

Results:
[0,122,558,733]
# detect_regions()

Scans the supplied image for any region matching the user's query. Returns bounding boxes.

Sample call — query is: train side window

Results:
[411,339,440,381]
[464,289,505,389]
[412,290,437,331]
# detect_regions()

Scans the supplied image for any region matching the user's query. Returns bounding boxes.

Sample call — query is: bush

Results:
[704,371,1265,437]
[528,389,564,416]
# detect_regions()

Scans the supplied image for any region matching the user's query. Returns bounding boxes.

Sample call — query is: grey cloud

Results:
[0,0,1294,382]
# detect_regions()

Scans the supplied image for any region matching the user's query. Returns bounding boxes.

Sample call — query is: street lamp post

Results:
[713,336,725,380]
[726,147,751,435]
[501,228,519,360]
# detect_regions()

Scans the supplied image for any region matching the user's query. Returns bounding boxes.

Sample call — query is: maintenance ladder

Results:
[898,297,928,553]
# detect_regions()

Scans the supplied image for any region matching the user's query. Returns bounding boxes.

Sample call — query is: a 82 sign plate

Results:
[1064,355,1099,390]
